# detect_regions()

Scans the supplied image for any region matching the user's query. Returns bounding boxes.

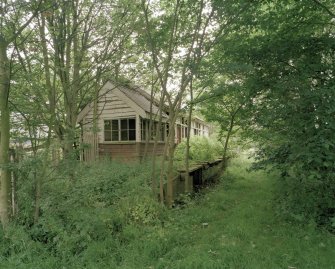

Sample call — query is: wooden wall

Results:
[82,132,98,162]
[98,142,166,160]
[82,90,138,143]
[137,142,165,157]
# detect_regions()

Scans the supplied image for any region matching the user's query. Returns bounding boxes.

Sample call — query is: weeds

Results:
[1,156,334,268]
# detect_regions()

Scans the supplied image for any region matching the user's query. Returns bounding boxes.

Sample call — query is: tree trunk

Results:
[185,82,194,193]
[166,117,176,207]
[222,112,236,168]
[0,38,11,227]
[9,149,17,217]
[33,165,40,223]
[151,91,166,195]
[142,74,155,161]
[33,152,49,224]
[39,14,58,146]
[158,141,168,204]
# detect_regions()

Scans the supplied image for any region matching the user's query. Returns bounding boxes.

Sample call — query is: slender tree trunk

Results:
[33,131,51,223]
[165,105,182,207]
[185,82,194,192]
[33,152,49,224]
[9,149,17,217]
[166,115,176,206]
[151,91,166,195]
[158,140,168,204]
[142,74,155,161]
[39,14,56,135]
[33,154,40,223]
[222,112,237,168]
[0,38,11,227]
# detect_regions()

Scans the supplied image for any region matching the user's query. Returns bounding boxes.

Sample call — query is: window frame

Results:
[140,118,167,142]
[104,118,136,142]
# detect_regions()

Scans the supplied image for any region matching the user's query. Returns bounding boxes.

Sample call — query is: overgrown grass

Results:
[1,155,334,268]
[113,155,335,268]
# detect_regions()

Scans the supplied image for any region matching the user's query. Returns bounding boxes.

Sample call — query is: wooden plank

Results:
[177,165,203,173]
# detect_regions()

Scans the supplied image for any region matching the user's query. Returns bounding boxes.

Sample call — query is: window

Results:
[112,120,119,141]
[104,118,136,141]
[104,120,112,141]
[140,118,167,141]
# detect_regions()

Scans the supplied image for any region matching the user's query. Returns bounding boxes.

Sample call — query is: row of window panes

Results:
[104,118,136,141]
[141,119,168,142]
[104,118,206,141]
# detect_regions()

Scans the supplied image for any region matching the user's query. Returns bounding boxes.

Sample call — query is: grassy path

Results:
[124,156,335,269]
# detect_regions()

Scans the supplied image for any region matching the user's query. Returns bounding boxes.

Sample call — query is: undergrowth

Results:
[174,136,224,169]
[1,155,334,268]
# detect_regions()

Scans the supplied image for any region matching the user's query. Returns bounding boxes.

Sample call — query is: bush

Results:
[2,158,166,268]
[174,136,223,164]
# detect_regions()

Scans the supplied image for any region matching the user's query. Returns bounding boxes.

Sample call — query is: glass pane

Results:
[129,130,136,141]
[104,121,111,141]
[151,122,157,140]
[121,119,128,130]
[121,130,128,141]
[105,131,111,141]
[140,119,143,140]
[104,120,111,129]
[129,118,135,129]
[141,119,146,141]
[160,123,165,141]
[112,131,119,141]
[112,120,119,131]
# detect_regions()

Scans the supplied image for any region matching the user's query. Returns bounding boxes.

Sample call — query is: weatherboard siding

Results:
[82,90,137,143]
[98,142,165,160]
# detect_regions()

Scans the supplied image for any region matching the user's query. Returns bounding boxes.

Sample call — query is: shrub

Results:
[3,158,166,268]
[174,136,223,164]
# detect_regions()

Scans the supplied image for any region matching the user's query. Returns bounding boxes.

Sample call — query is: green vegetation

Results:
[201,0,335,228]
[174,136,224,168]
[1,0,334,267]
[1,155,334,268]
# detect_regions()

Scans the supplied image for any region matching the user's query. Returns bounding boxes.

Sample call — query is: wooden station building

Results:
[77,81,211,161]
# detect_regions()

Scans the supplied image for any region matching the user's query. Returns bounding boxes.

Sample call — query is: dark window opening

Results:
[104,118,136,142]
[104,121,111,141]
[140,118,167,142]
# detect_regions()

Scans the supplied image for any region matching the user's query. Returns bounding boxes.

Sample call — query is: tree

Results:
[218,0,335,226]
[200,82,251,161]
[0,0,42,227]
[140,0,248,205]
[1,0,138,223]
[36,0,136,159]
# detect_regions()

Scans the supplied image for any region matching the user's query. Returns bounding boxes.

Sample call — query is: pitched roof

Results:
[77,80,167,123]
[117,83,162,115]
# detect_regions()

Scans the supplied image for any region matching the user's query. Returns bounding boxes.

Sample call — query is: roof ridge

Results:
[121,81,163,108]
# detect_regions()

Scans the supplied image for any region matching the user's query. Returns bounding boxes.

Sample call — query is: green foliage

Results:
[208,0,335,229]
[174,136,223,164]
[1,155,335,268]
[119,194,165,225]
[1,159,166,268]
